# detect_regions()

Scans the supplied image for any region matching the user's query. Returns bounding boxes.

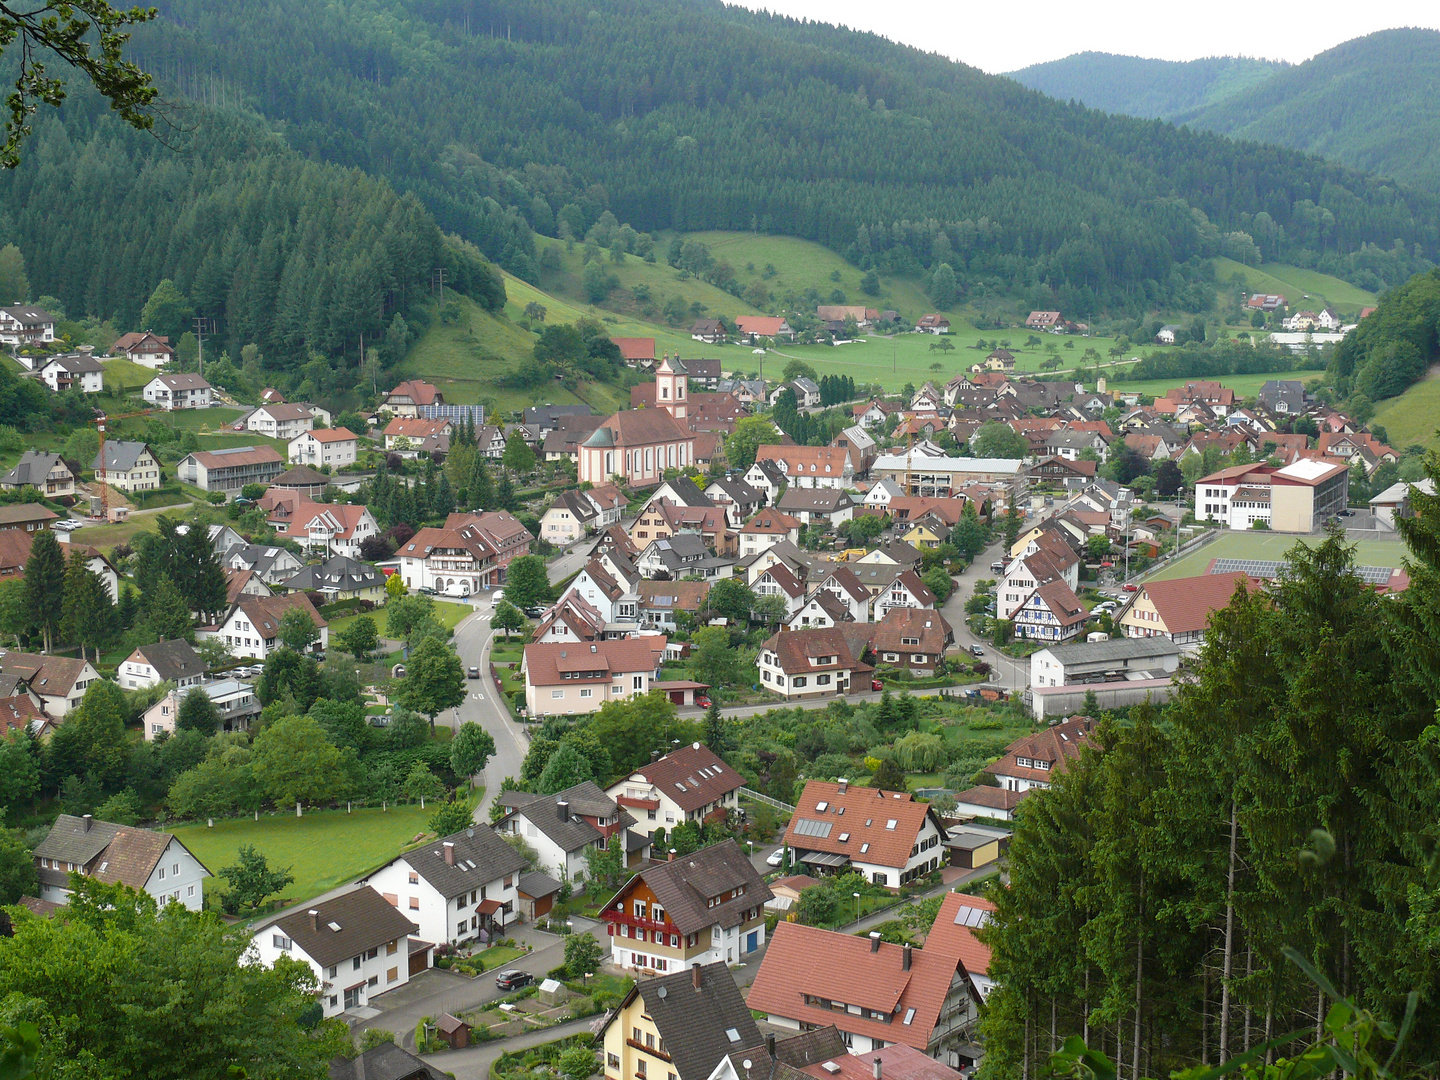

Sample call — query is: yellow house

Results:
[600,961,760,1080]
[902,523,944,550]
[1009,524,1047,559]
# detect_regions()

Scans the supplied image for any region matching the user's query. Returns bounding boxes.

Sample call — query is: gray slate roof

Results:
[94,440,154,471]
[131,638,209,682]
[499,781,632,853]
[33,814,122,866]
[1038,637,1182,664]
[625,962,761,1080]
[284,555,385,594]
[517,870,562,899]
[0,451,67,487]
[329,1041,449,1080]
[615,839,771,936]
[261,885,417,969]
[396,825,529,899]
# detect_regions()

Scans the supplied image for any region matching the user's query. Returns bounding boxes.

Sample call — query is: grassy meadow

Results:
[1372,369,1440,450]
[1104,370,1317,401]
[1211,257,1378,315]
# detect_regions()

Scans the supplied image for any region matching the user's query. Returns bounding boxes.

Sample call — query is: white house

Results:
[782,779,946,889]
[495,781,643,882]
[521,637,665,717]
[0,306,55,348]
[32,814,211,911]
[142,679,260,740]
[603,742,746,841]
[119,638,209,690]
[94,441,162,493]
[37,353,105,394]
[362,825,530,947]
[109,331,172,368]
[143,373,213,410]
[248,886,419,1018]
[288,427,359,469]
[243,403,316,440]
[757,627,872,701]
[0,652,102,718]
[204,594,328,660]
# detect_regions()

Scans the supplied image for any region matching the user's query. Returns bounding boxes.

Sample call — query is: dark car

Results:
[969,644,985,658]
[467,666,480,679]
[523,605,545,618]
[495,970,533,991]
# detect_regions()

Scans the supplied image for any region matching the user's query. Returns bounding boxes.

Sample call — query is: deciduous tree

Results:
[395,636,465,723]
[219,844,294,913]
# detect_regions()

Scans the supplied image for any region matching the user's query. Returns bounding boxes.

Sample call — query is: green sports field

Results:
[1147,530,1410,581]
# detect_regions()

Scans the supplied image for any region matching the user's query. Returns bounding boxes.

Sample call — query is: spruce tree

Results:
[24,529,65,652]
[146,574,195,643]
[61,549,114,663]
[470,454,495,509]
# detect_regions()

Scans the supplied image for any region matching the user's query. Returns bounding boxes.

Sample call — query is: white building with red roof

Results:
[1117,571,1258,648]
[603,741,746,840]
[781,779,945,889]
[381,379,443,417]
[521,637,667,716]
[757,628,872,701]
[288,426,358,468]
[980,714,1096,795]
[580,357,696,487]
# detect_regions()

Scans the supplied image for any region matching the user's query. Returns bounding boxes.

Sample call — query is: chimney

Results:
[82,814,92,832]
[651,750,660,762]
[443,842,455,865]
[869,932,881,953]
[873,1061,882,1080]
[692,963,703,990]
[902,943,912,971]
[766,1035,776,1060]
[308,909,320,931]
[557,801,570,822]
[837,778,848,794]
[669,848,677,861]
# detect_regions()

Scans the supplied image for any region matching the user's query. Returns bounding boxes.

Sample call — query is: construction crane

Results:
[91,408,151,521]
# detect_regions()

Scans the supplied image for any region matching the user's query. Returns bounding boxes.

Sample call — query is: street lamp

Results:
[584,972,593,991]
[853,892,861,923]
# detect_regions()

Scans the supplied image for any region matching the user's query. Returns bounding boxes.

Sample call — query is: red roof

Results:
[921,892,996,977]
[611,337,656,361]
[985,715,1096,786]
[782,780,934,870]
[523,638,666,686]
[298,427,357,444]
[1131,571,1258,636]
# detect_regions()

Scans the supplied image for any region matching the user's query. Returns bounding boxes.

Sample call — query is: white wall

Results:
[248,932,408,1018]
[365,859,519,946]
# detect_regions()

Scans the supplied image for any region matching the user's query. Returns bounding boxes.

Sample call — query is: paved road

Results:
[939,535,1030,697]
[446,599,531,823]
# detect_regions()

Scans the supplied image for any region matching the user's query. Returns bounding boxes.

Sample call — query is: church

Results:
[579,356,697,487]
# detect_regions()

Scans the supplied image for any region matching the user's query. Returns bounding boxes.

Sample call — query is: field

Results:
[1211,258,1378,315]
[327,597,476,642]
[1105,370,1317,401]
[1372,367,1440,449]
[171,804,433,908]
[1147,530,1410,581]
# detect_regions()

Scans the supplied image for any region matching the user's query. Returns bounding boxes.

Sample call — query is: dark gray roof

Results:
[94,440,155,471]
[262,886,417,970]
[524,404,592,428]
[33,814,122,866]
[517,870,562,899]
[0,451,67,488]
[613,839,772,936]
[726,1028,849,1080]
[41,353,105,374]
[499,782,631,854]
[1040,637,1181,664]
[392,825,529,899]
[132,638,209,682]
[284,556,386,594]
[329,1042,449,1080]
[273,465,331,489]
[606,962,761,1080]
[662,476,712,507]
[776,489,853,513]
[707,478,762,506]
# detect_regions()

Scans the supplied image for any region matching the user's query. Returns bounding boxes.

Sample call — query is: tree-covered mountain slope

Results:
[1007,52,1282,120]
[113,0,1436,313]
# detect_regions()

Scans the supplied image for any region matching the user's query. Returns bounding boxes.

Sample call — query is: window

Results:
[580,688,593,698]
[609,1055,621,1070]
[272,934,291,951]
[409,896,420,910]
[352,957,361,971]
[367,975,379,988]
[187,884,195,897]
[409,871,419,884]
[552,690,564,699]
[157,867,166,880]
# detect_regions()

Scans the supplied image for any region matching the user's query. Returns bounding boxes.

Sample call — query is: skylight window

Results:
[886,819,898,830]
[726,1029,742,1043]
[816,801,828,812]
[838,833,849,843]
[859,843,869,853]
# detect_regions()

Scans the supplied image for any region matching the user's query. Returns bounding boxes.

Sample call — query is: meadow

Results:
[327,597,475,642]
[1104,370,1316,400]
[1148,530,1410,581]
[171,804,433,910]
[1211,257,1378,315]
[1372,368,1440,450]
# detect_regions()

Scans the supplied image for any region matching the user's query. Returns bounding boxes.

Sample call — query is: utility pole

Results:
[431,267,446,303]
[192,316,215,375]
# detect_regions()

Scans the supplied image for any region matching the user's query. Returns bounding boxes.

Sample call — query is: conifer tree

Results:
[23,529,64,653]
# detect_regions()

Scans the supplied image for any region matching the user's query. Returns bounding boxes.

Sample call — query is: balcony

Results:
[602,910,674,938]
[625,1039,671,1063]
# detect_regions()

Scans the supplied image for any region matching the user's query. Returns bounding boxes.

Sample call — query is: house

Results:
[868,569,938,622]
[691,319,726,344]
[579,361,696,487]
[1030,637,1181,690]
[684,358,723,391]
[248,885,418,1018]
[362,824,530,947]
[496,781,645,881]
[177,446,285,493]
[786,589,854,630]
[738,511,803,558]
[1246,294,1286,312]
[0,451,74,498]
[1195,459,1348,531]
[1155,325,1181,345]
[383,417,453,454]
[93,441,162,492]
[983,348,1015,372]
[1118,571,1256,648]
[1044,429,1109,463]
[735,316,794,342]
[781,779,945,888]
[283,555,387,602]
[600,961,760,1080]
[605,742,746,841]
[982,715,1096,795]
[33,813,211,910]
[637,533,733,581]
[1025,311,1062,329]
[1012,579,1089,642]
[637,580,712,632]
[753,445,855,491]
[330,1044,449,1080]
[225,543,305,586]
[753,563,809,619]
[109,331,172,368]
[950,786,1026,822]
[862,477,905,511]
[143,373,212,410]
[1370,477,1435,529]
[533,593,608,644]
[37,353,105,394]
[522,637,666,716]
[0,306,54,348]
[612,337,657,365]
[816,305,874,327]
[776,488,855,529]
[540,490,601,544]
[395,511,531,594]
[119,638,209,690]
[601,839,771,972]
[996,546,1079,622]
[142,678,260,739]
[289,428,359,469]
[381,380,443,418]
[853,398,902,430]
[757,628,872,701]
[206,593,328,659]
[915,314,950,334]
[0,652,101,717]
[704,478,763,528]
[558,559,637,624]
[0,695,51,742]
[1258,379,1309,415]
[242,403,317,440]
[872,607,954,675]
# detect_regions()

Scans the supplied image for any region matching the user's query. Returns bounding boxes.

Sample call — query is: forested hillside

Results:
[1007,52,1281,119]
[1330,268,1440,402]
[0,91,505,395]
[103,0,1438,316]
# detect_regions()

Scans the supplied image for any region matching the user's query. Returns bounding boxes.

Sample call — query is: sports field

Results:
[1147,530,1410,581]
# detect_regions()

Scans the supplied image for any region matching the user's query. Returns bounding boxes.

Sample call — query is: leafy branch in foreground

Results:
[0,0,157,167]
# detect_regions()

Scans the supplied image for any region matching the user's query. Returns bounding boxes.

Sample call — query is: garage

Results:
[408,938,434,976]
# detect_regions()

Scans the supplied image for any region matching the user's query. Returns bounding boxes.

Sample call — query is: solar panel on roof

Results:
[1210,559,1394,586]
[954,906,991,928]
[793,818,833,838]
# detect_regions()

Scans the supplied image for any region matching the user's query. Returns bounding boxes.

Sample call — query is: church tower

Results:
[654,354,687,422]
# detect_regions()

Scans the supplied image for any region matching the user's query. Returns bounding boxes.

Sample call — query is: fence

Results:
[739,787,796,813]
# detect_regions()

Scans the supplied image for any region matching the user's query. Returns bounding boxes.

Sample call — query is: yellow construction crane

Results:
[92,407,151,520]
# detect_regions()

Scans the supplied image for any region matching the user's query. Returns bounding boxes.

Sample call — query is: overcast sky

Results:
[727,1,1440,74]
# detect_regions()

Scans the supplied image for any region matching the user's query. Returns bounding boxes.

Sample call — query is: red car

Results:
[695,693,713,708]
[1123,583,1139,592]
[871,679,884,691]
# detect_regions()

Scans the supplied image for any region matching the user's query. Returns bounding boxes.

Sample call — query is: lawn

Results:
[327,598,477,642]
[171,804,433,909]
[1372,369,1440,450]
[1147,530,1412,581]
[63,510,170,550]
[98,356,161,391]
[1211,258,1378,315]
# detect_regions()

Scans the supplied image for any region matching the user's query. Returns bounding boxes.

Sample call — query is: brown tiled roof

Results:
[0,504,57,526]
[796,1041,964,1080]
[299,427,357,444]
[757,562,806,598]
[761,628,870,679]
[953,786,1026,812]
[872,608,952,657]
[616,742,745,814]
[224,567,267,603]
[747,921,958,1050]
[523,637,665,686]
[611,337,656,361]
[783,780,937,870]
[635,579,711,614]
[188,446,284,471]
[740,511,802,535]
[384,380,441,406]
[984,715,1096,785]
[0,652,89,696]
[734,316,789,336]
[384,417,452,439]
[0,694,45,735]
[755,445,852,479]
[232,592,328,636]
[91,827,173,890]
[1133,571,1256,636]
[263,886,417,969]
[605,838,770,936]
[1025,580,1089,628]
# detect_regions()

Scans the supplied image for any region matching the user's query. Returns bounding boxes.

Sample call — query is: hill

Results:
[1007,52,1282,119]
[112,0,1438,315]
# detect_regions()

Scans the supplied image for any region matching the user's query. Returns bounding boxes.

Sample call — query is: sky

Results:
[725,1,1440,74]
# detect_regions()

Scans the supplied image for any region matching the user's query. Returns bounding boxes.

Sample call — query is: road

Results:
[938,535,1031,698]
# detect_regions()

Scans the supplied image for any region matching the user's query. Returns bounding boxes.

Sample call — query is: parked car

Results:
[694,693,712,708]
[523,606,545,618]
[418,586,436,596]
[495,970,533,990]
[765,849,785,867]
[969,644,985,657]
[467,666,480,679]
[870,679,884,691]
[989,561,1005,573]
[1123,583,1139,592]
